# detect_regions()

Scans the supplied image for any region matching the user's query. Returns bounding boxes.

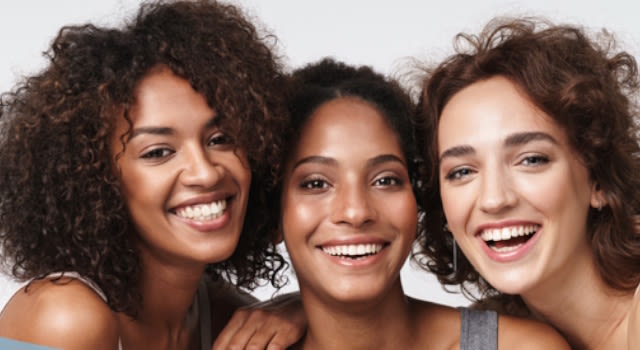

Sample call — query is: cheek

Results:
[389,193,418,236]
[282,193,321,240]
[440,184,470,232]
[516,167,588,214]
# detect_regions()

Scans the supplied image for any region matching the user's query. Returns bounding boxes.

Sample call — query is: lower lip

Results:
[173,207,232,233]
[479,229,541,263]
[320,246,389,267]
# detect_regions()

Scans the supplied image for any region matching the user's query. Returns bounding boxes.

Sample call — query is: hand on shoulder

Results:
[0,278,119,350]
[209,279,305,350]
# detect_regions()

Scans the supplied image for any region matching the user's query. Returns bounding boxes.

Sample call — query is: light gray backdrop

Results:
[2,0,639,309]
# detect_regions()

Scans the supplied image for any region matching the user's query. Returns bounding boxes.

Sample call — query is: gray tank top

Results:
[459,308,498,350]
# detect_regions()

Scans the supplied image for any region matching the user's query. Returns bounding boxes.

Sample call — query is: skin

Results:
[438,76,636,349]
[0,66,301,350]
[280,97,569,350]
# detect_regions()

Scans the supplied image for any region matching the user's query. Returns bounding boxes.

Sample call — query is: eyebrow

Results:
[504,131,558,147]
[291,154,406,171]
[439,131,558,162]
[366,154,407,168]
[292,155,338,171]
[127,116,218,141]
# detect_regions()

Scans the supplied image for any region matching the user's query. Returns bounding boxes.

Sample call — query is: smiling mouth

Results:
[480,225,539,252]
[174,199,227,222]
[321,243,386,260]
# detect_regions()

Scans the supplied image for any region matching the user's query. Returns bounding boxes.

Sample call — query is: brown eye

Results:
[207,132,232,146]
[301,179,328,190]
[374,176,401,186]
[141,148,173,159]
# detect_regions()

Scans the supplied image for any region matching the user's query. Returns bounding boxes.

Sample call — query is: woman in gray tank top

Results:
[276,58,568,349]
[417,17,640,349]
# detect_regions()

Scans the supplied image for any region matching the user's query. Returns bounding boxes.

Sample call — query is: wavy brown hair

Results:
[0,0,287,316]
[415,18,640,306]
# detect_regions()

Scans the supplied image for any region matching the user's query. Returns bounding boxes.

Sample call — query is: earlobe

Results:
[589,183,606,211]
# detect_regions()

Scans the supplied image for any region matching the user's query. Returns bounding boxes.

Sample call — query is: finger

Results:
[265,324,306,350]
[246,320,305,350]
[223,309,268,349]
[244,328,276,350]
[212,309,251,350]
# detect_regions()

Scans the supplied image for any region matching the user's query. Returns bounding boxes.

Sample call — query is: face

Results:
[438,76,599,295]
[111,67,251,267]
[281,97,417,305]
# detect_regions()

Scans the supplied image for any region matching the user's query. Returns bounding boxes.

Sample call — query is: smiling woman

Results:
[416,17,640,349]
[0,1,303,349]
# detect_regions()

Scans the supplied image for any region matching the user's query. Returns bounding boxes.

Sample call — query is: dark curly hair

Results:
[0,0,287,316]
[415,18,640,307]
[283,58,422,190]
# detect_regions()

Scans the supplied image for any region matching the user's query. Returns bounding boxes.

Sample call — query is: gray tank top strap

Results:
[459,307,498,350]
[45,272,108,302]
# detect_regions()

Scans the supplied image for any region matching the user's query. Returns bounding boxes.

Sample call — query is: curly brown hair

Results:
[415,18,640,304]
[0,0,287,316]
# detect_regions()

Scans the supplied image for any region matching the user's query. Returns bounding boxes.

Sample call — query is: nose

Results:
[179,145,223,188]
[477,165,517,214]
[330,181,377,228]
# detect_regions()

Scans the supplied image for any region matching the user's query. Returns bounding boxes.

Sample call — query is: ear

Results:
[589,182,607,211]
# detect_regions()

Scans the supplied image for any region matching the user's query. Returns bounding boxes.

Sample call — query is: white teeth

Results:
[322,243,383,257]
[176,199,227,221]
[480,225,539,242]
[500,227,510,240]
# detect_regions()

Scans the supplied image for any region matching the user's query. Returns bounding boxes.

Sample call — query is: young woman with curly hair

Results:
[417,18,640,349]
[279,58,568,349]
[0,1,304,349]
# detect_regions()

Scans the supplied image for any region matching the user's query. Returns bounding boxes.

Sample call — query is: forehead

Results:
[292,97,405,159]
[438,76,567,150]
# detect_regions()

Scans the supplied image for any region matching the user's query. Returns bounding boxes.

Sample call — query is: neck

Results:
[298,279,416,350]
[117,246,206,349]
[521,251,632,349]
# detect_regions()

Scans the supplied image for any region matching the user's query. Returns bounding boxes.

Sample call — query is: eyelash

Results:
[207,132,232,147]
[141,147,174,159]
[519,154,549,166]
[373,176,403,187]
[445,167,473,181]
[299,177,329,190]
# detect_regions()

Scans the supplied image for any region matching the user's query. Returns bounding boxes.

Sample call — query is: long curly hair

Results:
[0,0,287,316]
[415,18,640,306]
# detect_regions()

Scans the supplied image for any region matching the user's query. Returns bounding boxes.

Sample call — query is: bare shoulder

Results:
[498,314,570,349]
[204,276,257,335]
[0,278,119,350]
[407,297,462,349]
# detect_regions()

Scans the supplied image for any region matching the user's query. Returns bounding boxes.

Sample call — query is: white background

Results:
[2,0,640,310]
